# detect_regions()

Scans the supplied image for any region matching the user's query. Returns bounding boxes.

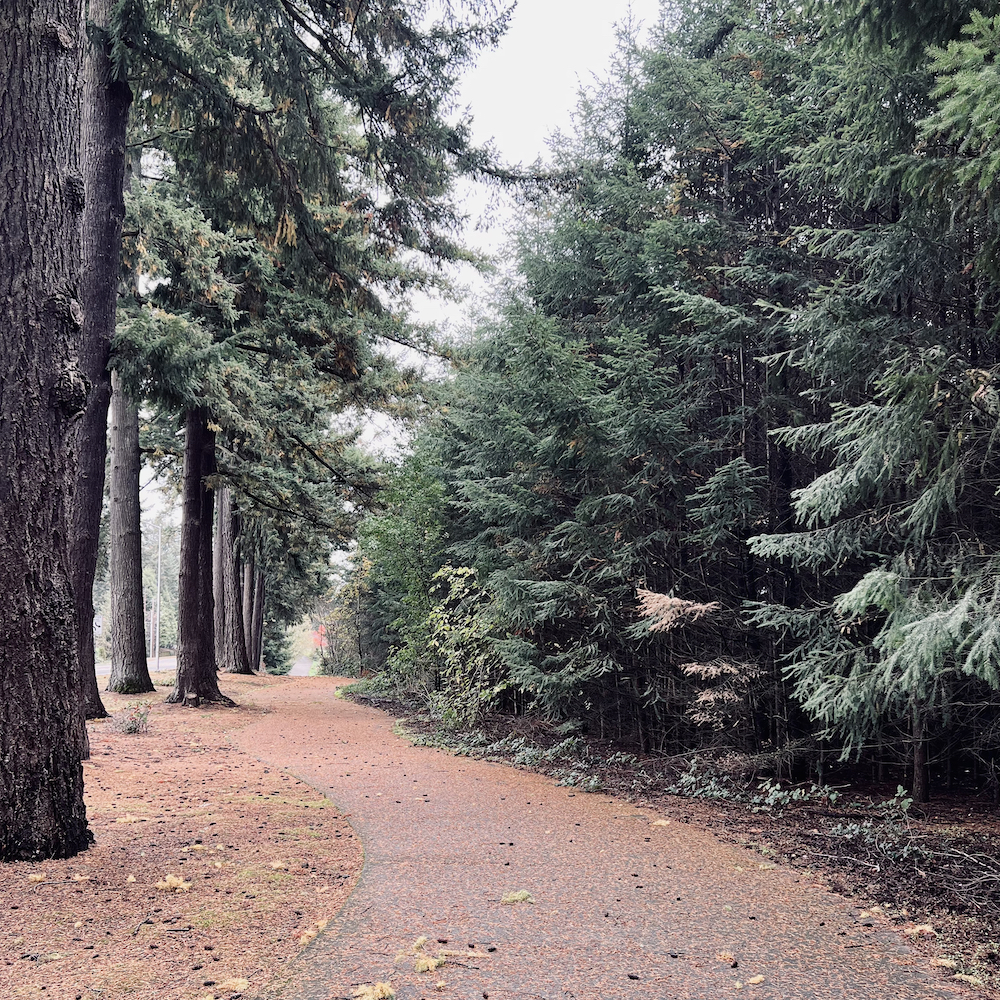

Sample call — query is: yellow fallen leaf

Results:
[126,875,136,883]
[435,982,447,992]
[269,860,289,870]
[415,955,444,973]
[747,975,765,985]
[27,873,45,883]
[651,819,670,826]
[903,923,936,937]
[353,985,394,1000]
[217,979,250,991]
[953,974,983,987]
[71,874,90,882]
[500,890,534,904]
[155,874,191,892]
[932,959,957,969]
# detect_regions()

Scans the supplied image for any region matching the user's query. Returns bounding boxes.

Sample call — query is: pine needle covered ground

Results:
[0,674,361,1000]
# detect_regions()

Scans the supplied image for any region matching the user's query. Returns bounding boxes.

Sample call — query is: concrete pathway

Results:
[230,679,964,1000]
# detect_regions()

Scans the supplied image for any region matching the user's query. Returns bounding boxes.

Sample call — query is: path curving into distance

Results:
[230,678,964,1000]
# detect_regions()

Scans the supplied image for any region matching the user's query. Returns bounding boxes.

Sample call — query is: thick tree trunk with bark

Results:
[250,569,266,672]
[0,0,92,860]
[216,487,252,674]
[242,556,255,662]
[107,372,154,694]
[169,408,234,706]
[213,489,225,667]
[70,0,131,721]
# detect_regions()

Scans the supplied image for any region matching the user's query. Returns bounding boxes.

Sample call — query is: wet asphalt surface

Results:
[230,679,966,1000]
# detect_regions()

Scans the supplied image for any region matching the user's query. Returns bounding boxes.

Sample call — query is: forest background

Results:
[320,0,1000,809]
[7,0,1000,866]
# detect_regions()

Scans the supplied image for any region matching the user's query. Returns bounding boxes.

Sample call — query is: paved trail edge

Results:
[231,678,966,1000]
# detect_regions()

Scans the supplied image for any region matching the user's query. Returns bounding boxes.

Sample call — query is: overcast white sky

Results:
[456,0,664,167]
[407,0,664,334]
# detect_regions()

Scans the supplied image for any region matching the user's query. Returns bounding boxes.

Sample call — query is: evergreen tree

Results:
[108,0,510,704]
[0,0,92,860]
[107,371,155,694]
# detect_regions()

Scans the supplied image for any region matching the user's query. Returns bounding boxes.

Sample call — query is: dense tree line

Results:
[1,0,508,860]
[340,0,1000,802]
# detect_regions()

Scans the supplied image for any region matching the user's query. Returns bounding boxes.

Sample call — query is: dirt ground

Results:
[0,673,362,1000]
[7,674,1000,998]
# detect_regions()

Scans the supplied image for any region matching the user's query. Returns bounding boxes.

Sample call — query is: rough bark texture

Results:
[212,488,225,668]
[71,0,131,720]
[169,408,233,706]
[242,556,254,663]
[0,0,92,860]
[107,372,153,694]
[250,569,265,673]
[216,487,253,674]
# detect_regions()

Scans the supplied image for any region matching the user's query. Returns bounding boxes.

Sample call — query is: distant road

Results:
[94,654,314,677]
[95,656,176,676]
[289,656,313,676]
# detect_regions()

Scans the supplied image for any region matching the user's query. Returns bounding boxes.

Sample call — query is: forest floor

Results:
[0,673,363,1000]
[353,692,1000,996]
[6,675,1000,998]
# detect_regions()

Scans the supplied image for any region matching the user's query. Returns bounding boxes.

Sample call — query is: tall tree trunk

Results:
[169,408,233,706]
[0,0,92,860]
[71,0,132,721]
[242,556,255,663]
[107,372,153,694]
[912,702,930,805]
[250,569,265,672]
[212,488,225,668]
[216,487,252,674]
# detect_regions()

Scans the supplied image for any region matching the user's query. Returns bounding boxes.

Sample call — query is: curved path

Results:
[231,678,965,1000]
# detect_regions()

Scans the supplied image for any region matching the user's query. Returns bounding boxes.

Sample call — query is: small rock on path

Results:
[231,678,965,1000]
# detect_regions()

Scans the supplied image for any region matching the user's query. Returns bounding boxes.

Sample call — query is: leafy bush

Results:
[110,702,151,734]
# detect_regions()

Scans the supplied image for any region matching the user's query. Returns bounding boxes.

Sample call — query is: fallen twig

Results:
[806,851,881,871]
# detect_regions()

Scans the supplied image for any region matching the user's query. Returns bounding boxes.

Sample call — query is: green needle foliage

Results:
[334,0,1000,800]
[103,0,511,684]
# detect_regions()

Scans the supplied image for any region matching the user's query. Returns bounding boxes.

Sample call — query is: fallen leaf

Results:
[747,975,765,985]
[651,819,670,826]
[126,875,136,883]
[953,974,984,987]
[500,890,534,904]
[27,873,45,883]
[353,984,394,1000]
[931,959,958,969]
[154,874,191,892]
[217,979,250,991]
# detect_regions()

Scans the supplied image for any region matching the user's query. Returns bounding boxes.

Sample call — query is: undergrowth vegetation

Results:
[328,0,1000,809]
